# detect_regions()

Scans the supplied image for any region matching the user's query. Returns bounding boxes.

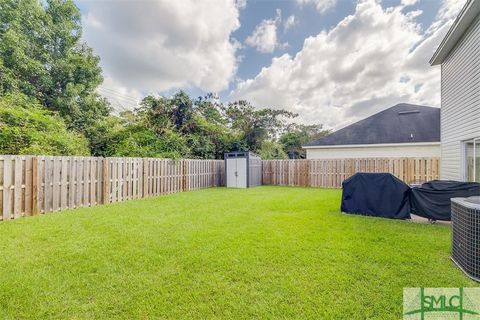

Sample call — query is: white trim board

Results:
[430,0,480,65]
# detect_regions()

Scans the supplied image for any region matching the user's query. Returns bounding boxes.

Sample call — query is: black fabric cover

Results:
[341,173,411,219]
[410,180,480,221]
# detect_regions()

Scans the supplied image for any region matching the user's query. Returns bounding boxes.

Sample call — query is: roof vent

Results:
[398,110,420,115]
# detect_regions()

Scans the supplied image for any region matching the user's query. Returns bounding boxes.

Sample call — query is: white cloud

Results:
[235,0,247,10]
[231,0,463,129]
[436,0,464,21]
[245,9,287,53]
[81,0,241,100]
[283,15,297,33]
[296,0,337,14]
[246,19,279,53]
[427,0,464,35]
[401,0,419,6]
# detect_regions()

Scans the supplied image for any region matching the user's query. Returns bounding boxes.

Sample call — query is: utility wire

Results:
[98,86,141,99]
[97,88,141,104]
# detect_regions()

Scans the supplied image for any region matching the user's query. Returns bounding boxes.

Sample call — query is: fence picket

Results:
[13,156,22,218]
[2,156,12,220]
[61,157,68,210]
[262,158,440,188]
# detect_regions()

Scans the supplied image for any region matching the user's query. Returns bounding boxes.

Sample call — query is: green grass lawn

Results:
[0,186,476,319]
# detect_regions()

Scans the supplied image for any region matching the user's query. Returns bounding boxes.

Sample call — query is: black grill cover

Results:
[341,173,411,219]
[410,180,480,221]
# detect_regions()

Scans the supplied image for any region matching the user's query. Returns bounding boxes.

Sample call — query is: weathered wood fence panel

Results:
[0,156,224,221]
[37,156,104,214]
[262,158,440,188]
[0,155,440,221]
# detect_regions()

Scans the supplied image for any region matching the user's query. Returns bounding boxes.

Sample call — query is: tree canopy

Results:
[279,124,331,159]
[0,0,109,131]
[103,92,295,159]
[0,93,89,155]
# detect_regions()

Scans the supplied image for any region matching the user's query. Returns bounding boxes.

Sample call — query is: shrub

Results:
[0,93,90,155]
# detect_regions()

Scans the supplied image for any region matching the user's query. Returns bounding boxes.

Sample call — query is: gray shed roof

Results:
[304,103,440,147]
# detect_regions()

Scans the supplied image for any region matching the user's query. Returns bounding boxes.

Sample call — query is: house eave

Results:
[430,0,480,66]
[302,142,441,149]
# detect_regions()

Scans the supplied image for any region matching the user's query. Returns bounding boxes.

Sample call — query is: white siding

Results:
[440,14,480,180]
[305,144,440,159]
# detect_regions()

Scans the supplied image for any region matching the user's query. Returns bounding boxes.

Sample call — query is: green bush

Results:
[258,141,288,159]
[106,124,190,159]
[0,93,90,155]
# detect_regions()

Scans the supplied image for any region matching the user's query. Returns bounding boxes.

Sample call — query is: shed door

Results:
[226,158,247,188]
[236,158,247,188]
[226,158,238,188]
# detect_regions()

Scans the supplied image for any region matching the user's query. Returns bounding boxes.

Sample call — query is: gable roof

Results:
[304,103,440,147]
[430,0,480,65]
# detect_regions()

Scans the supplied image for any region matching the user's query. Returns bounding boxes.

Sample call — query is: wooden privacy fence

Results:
[262,158,440,188]
[0,156,224,221]
[0,155,441,221]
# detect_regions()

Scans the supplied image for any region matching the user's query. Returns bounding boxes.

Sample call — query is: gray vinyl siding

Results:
[440,13,480,180]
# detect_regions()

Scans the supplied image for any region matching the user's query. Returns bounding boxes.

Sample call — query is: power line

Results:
[99,86,141,99]
[107,96,133,114]
[97,88,141,105]
[98,87,140,102]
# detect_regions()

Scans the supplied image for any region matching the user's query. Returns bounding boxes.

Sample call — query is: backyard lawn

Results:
[0,186,476,319]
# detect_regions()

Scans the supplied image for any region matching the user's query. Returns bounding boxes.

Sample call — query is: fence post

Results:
[306,160,311,187]
[31,157,39,215]
[2,156,12,220]
[143,158,149,197]
[180,160,185,191]
[213,161,216,187]
[186,160,189,190]
[102,158,108,204]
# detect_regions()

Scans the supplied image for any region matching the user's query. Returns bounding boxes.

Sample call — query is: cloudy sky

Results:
[75,0,464,129]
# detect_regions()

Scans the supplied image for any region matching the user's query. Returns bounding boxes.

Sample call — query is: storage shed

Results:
[225,152,262,188]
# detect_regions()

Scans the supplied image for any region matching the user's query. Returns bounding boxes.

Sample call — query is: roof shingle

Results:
[304,103,440,147]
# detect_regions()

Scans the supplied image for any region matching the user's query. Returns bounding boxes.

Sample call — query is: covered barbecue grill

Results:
[341,173,411,219]
[410,180,480,221]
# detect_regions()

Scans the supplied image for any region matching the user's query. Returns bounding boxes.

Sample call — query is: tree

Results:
[108,125,190,159]
[224,100,296,152]
[0,93,89,155]
[194,93,227,126]
[280,124,331,158]
[131,92,240,159]
[0,0,110,134]
[258,141,288,159]
[137,91,195,135]
[83,115,126,157]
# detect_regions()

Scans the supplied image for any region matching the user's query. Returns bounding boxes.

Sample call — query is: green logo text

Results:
[404,288,480,319]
